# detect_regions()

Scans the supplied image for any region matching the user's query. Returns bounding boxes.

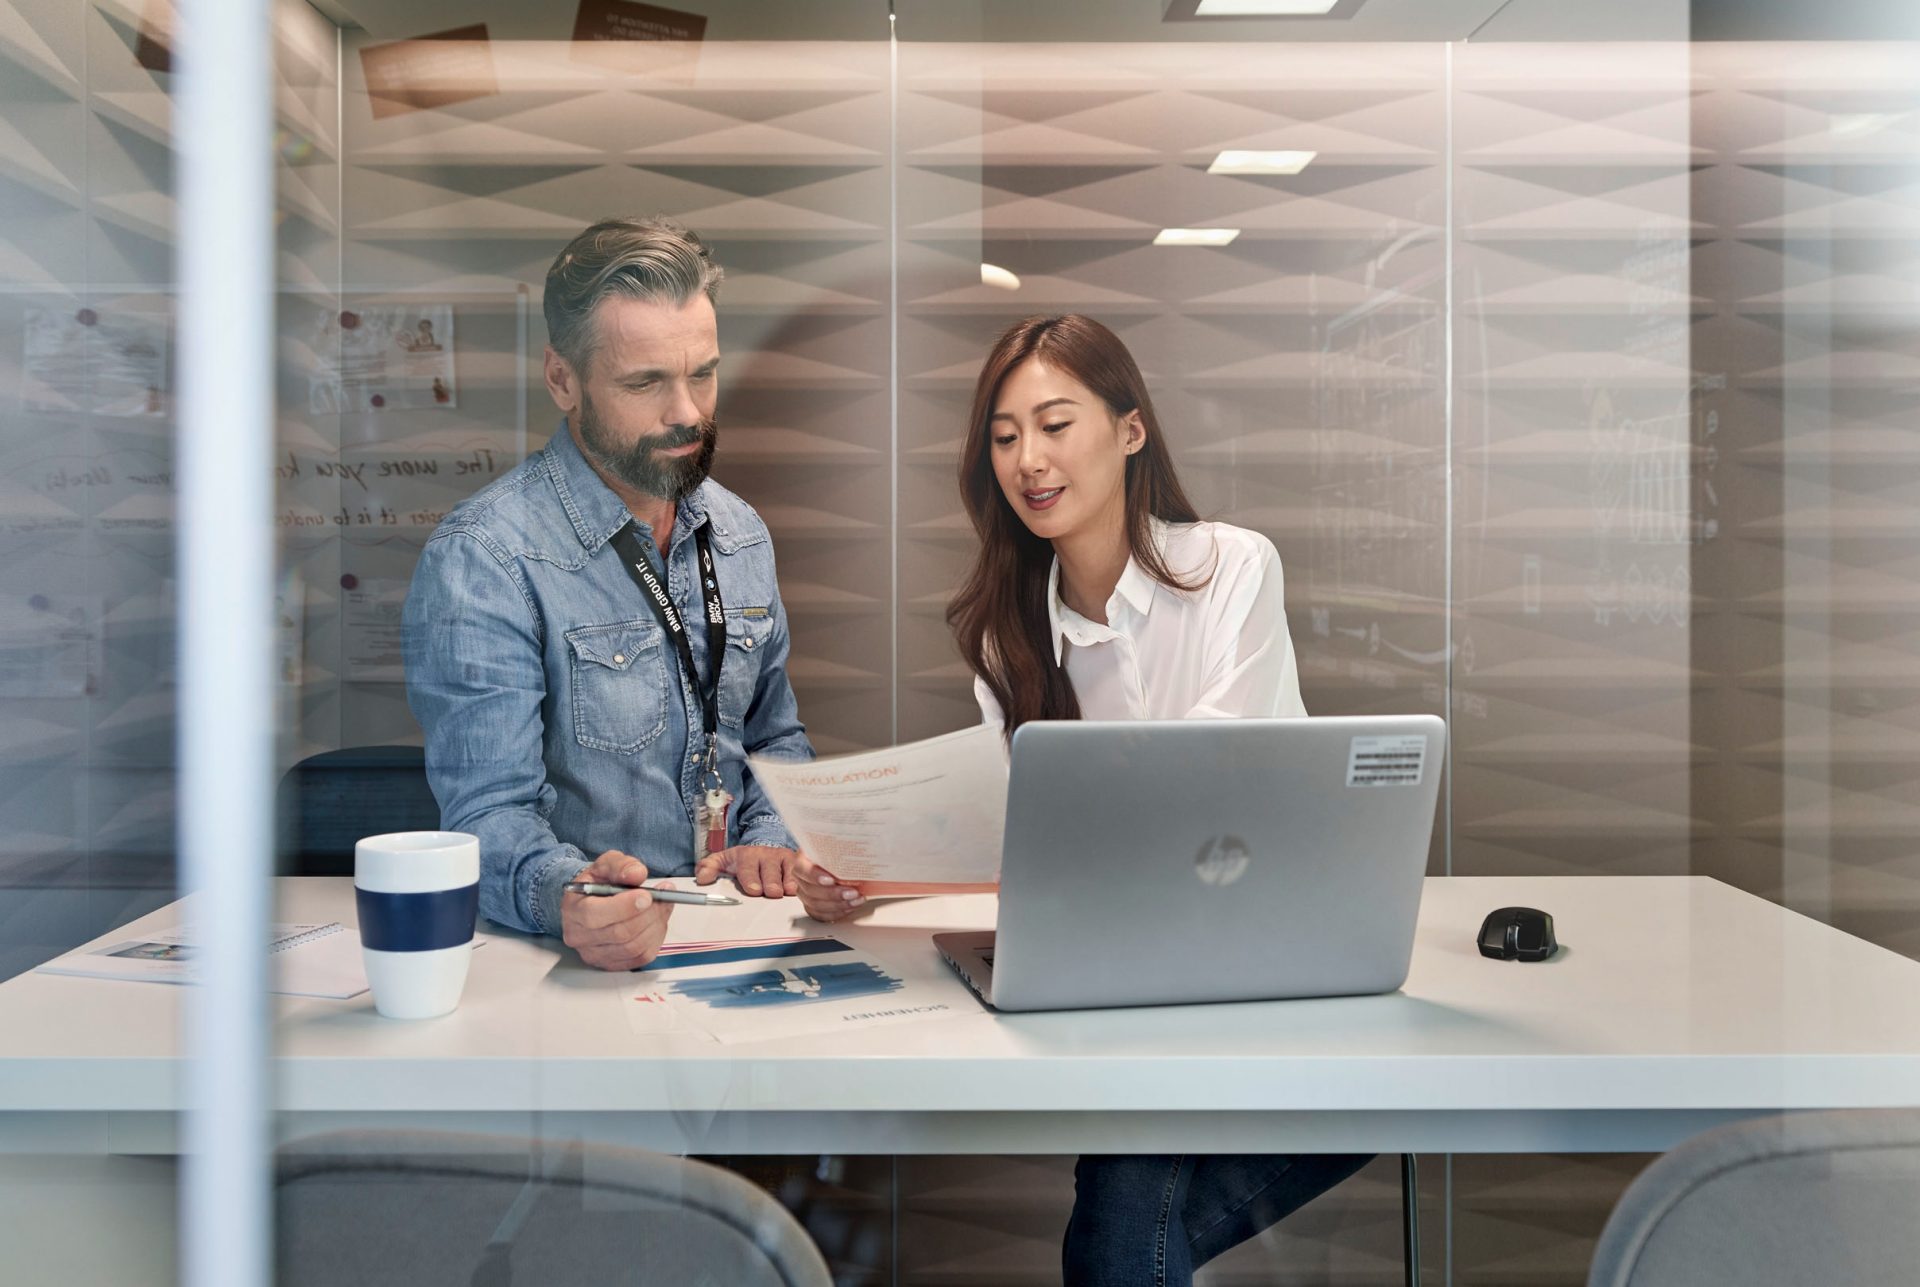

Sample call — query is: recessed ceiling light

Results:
[1829,112,1902,139]
[1209,150,1317,175]
[1194,0,1342,14]
[980,263,1021,291]
[1167,0,1364,17]
[1154,228,1240,247]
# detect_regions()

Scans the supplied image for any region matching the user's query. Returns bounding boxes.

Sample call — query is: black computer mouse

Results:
[1477,906,1557,962]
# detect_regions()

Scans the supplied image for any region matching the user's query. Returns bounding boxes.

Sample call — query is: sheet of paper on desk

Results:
[33,923,374,999]
[749,723,1007,892]
[628,936,963,1044]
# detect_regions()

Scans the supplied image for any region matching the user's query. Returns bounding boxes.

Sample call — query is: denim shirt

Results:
[402,425,814,937]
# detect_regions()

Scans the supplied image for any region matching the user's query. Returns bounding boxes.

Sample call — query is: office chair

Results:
[277,1129,834,1287]
[276,744,442,876]
[1586,1109,1920,1287]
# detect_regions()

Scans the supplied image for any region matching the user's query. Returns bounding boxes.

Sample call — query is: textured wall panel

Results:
[334,36,891,755]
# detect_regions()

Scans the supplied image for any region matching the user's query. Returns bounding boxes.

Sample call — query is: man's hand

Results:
[794,852,865,923]
[560,850,673,971]
[695,844,801,899]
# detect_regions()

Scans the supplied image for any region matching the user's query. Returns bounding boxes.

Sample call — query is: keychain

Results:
[699,785,733,861]
[694,735,733,862]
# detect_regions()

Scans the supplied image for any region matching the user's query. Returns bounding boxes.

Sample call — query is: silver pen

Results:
[563,881,741,907]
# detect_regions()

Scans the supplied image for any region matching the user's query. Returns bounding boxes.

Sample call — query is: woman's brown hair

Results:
[946,314,1207,739]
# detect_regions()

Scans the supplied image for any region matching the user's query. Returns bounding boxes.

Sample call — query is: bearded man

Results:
[403,216,813,969]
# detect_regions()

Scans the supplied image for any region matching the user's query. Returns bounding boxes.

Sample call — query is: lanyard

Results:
[609,519,726,787]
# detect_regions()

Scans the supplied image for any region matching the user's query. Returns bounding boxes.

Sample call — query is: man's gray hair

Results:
[543,215,724,372]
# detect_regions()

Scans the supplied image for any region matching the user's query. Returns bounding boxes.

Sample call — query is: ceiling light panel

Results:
[1194,0,1342,14]
[1154,228,1241,246]
[1209,150,1317,175]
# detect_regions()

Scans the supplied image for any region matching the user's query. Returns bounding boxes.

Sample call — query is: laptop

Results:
[934,714,1445,1012]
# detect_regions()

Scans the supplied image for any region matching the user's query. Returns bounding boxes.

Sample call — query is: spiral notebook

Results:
[35,922,370,999]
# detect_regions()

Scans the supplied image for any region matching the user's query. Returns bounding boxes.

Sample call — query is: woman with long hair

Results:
[799,314,1371,1286]
[945,312,1303,737]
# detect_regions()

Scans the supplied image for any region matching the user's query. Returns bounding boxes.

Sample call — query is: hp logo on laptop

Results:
[1194,835,1251,887]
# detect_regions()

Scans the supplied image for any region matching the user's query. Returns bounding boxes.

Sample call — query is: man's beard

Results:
[575,388,718,502]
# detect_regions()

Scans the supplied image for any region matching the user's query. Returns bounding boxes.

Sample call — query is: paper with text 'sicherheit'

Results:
[749,723,1007,892]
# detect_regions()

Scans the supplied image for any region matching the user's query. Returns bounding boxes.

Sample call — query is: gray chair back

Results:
[277,1130,833,1287]
[1587,1109,1920,1287]
[276,745,442,876]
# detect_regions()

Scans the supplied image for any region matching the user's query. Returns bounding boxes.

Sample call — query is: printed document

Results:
[627,935,963,1044]
[35,923,371,999]
[750,723,1008,892]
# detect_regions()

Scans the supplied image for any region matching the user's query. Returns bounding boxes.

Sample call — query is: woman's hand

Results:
[794,853,866,923]
[695,844,801,899]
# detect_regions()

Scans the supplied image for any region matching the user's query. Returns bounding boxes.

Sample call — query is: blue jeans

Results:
[1063,1153,1375,1287]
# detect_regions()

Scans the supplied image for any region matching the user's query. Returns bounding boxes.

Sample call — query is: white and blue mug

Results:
[353,831,479,1019]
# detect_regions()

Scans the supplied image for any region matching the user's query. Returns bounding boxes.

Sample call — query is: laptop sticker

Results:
[1348,735,1426,787]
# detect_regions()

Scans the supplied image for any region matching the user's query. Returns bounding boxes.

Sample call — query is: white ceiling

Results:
[312,0,1508,42]
[308,0,1920,43]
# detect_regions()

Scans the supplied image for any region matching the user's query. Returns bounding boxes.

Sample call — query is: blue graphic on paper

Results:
[636,938,854,973]
[668,960,904,1010]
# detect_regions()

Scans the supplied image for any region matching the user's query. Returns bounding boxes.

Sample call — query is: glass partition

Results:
[1447,39,1702,1281]
[893,35,1448,1279]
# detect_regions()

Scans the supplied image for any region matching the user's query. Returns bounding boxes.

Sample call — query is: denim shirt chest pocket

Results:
[710,523,776,731]
[566,618,670,754]
[719,607,774,728]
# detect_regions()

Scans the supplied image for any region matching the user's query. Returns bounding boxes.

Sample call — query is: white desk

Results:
[3,876,1919,1156]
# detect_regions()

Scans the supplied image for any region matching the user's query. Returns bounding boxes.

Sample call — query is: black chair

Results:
[276,744,442,876]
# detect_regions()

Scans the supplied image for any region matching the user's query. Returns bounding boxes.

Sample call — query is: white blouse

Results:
[973,519,1307,725]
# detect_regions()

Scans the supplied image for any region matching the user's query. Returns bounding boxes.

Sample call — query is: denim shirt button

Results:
[613,653,625,665]
[742,637,754,651]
